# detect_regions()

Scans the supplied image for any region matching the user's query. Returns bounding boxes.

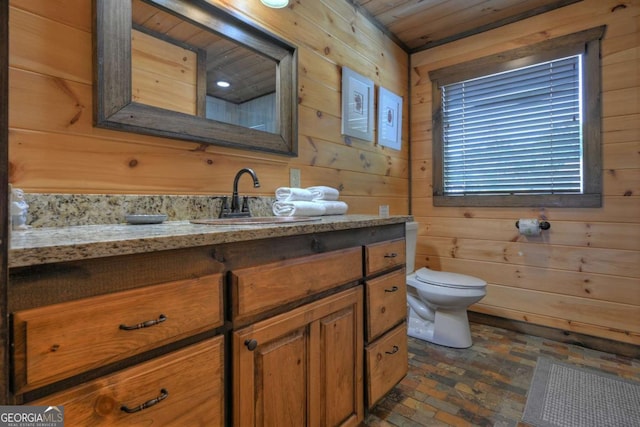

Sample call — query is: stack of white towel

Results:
[273,186,349,217]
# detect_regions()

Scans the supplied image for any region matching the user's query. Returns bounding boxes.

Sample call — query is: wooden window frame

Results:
[429,26,606,208]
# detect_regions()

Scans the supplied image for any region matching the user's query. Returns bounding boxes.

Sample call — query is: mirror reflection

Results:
[131,0,278,133]
[94,0,297,155]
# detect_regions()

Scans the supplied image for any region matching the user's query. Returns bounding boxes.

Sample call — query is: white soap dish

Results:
[125,214,168,225]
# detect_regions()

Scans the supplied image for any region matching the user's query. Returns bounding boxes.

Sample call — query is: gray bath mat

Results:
[522,357,640,427]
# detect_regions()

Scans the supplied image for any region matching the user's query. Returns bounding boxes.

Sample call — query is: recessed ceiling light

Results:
[216,81,230,88]
[260,0,289,8]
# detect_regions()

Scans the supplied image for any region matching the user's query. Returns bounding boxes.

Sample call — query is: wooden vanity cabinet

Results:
[233,287,363,427]
[7,220,409,425]
[230,246,365,427]
[229,227,408,425]
[363,238,408,408]
[9,246,228,426]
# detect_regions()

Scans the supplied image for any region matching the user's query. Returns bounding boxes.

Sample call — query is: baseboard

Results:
[468,312,640,359]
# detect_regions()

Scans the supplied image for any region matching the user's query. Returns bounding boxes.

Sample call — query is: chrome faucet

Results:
[220,168,260,218]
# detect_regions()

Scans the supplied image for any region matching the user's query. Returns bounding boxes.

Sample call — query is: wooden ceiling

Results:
[351,0,582,52]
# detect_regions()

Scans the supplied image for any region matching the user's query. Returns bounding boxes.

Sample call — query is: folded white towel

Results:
[275,187,315,201]
[314,200,348,215]
[306,186,340,201]
[272,201,326,217]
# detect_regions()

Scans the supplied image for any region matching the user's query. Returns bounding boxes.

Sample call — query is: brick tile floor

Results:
[365,322,640,427]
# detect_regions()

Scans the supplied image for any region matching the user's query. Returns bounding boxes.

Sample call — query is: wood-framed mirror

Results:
[94,0,298,156]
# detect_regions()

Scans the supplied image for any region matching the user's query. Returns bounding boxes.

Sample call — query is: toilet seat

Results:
[414,267,486,289]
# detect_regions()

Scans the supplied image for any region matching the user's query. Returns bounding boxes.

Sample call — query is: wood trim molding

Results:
[342,0,409,52]
[429,26,605,85]
[344,0,583,54]
[94,0,298,156]
[410,0,584,53]
[430,26,605,208]
[0,0,8,405]
[469,312,640,359]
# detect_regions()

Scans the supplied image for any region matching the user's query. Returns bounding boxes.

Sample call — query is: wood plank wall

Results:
[7,0,409,215]
[411,0,640,345]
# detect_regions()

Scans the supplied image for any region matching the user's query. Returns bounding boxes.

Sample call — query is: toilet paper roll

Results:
[518,219,541,236]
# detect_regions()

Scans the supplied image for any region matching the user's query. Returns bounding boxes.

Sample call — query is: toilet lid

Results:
[415,267,486,289]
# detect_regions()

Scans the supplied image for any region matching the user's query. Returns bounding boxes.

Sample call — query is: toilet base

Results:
[407,307,473,348]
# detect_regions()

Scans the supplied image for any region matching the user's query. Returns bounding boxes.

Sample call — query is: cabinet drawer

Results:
[13,273,223,393]
[365,323,408,408]
[230,247,362,324]
[365,239,405,276]
[366,268,407,342]
[29,336,224,426]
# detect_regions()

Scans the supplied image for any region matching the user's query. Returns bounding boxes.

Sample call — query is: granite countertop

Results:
[9,215,412,268]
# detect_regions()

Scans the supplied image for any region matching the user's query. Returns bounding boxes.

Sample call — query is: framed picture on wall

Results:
[377,87,403,150]
[341,66,374,142]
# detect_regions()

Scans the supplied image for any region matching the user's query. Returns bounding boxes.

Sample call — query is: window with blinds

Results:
[429,27,604,207]
[441,55,582,195]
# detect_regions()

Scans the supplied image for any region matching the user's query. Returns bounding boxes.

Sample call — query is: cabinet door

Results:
[313,305,362,427]
[233,287,363,427]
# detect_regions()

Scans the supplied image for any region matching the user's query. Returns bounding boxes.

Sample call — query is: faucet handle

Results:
[219,196,229,218]
[241,196,250,213]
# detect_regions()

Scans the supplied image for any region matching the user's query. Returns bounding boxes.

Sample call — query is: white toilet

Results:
[405,222,487,348]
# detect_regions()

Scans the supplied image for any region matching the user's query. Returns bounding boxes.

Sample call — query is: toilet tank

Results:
[405,221,418,274]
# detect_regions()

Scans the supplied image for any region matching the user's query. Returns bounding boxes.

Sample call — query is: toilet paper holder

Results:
[515,220,550,230]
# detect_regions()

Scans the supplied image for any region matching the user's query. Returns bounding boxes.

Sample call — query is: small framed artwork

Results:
[377,87,403,150]
[341,66,374,142]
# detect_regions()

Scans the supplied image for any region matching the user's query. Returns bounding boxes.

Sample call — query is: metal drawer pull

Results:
[245,339,258,351]
[121,388,168,413]
[384,253,398,258]
[119,314,167,331]
[385,345,399,355]
[384,286,399,293]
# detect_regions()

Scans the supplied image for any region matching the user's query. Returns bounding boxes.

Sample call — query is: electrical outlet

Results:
[290,168,301,187]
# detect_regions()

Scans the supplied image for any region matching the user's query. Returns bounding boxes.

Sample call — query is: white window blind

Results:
[441,55,583,195]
